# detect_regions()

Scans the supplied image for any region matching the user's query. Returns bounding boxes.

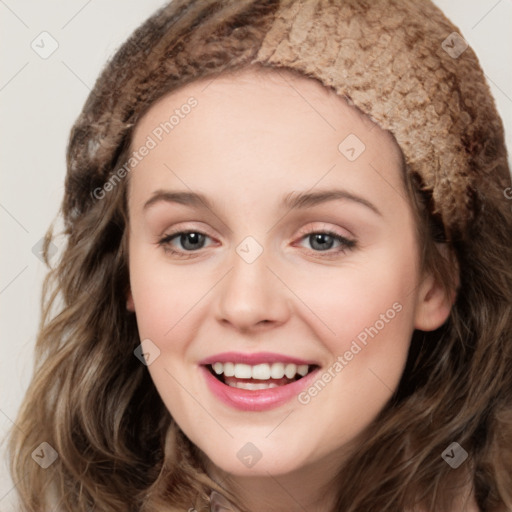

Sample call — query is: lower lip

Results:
[200,365,320,411]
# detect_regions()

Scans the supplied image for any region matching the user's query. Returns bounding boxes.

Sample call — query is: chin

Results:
[198,439,316,478]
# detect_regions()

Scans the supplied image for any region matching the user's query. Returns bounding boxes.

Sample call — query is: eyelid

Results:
[157,228,215,249]
[293,224,356,256]
[157,222,216,240]
[157,222,357,258]
[295,223,354,240]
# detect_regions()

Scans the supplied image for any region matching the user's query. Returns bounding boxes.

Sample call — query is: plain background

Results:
[1,0,511,508]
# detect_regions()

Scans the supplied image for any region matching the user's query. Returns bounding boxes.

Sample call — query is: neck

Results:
[204,449,346,512]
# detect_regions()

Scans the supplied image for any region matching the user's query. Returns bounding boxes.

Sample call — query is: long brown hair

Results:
[8,1,512,511]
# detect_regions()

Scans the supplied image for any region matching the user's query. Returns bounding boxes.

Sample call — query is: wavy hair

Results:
[7,1,512,511]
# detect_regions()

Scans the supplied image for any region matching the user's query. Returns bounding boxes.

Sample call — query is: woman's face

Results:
[126,67,449,479]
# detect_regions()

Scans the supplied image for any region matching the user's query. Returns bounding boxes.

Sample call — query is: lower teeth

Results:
[208,366,309,390]
[227,381,279,390]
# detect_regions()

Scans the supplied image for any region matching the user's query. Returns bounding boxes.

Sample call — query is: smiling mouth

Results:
[205,363,319,390]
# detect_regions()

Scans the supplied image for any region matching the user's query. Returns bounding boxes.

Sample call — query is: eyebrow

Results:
[143,189,382,216]
[283,189,382,216]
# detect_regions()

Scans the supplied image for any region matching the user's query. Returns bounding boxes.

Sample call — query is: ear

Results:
[126,288,135,312]
[413,272,455,331]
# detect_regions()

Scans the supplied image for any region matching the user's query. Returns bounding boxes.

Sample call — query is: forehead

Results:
[132,65,399,149]
[135,65,383,138]
[127,66,405,215]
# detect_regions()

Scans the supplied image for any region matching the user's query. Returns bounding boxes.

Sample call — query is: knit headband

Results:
[65,0,510,239]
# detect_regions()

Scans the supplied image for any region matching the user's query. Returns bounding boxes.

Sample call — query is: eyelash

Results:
[157,227,356,260]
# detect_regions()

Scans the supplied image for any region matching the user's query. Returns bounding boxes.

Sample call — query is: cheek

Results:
[128,253,206,419]
[128,249,200,343]
[279,275,415,472]
[288,243,418,379]
[286,251,417,442]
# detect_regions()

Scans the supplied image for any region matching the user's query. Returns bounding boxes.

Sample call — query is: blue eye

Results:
[300,231,356,254]
[157,229,356,259]
[158,231,210,255]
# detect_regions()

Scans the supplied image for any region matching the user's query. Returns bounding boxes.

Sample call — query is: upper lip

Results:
[199,351,318,366]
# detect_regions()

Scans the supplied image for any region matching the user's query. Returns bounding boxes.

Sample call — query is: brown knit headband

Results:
[65,0,510,239]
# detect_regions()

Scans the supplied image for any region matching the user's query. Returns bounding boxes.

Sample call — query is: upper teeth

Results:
[211,362,310,380]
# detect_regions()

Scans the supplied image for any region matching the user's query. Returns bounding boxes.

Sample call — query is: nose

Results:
[214,245,291,333]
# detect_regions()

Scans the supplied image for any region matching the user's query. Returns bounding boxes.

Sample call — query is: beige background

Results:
[1,0,511,508]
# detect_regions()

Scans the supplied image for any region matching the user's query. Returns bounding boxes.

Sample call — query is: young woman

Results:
[8,1,512,511]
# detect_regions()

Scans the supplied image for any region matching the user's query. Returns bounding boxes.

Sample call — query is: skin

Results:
[125,66,452,512]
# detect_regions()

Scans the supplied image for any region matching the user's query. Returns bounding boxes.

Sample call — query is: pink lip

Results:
[198,351,317,366]
[199,365,321,411]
